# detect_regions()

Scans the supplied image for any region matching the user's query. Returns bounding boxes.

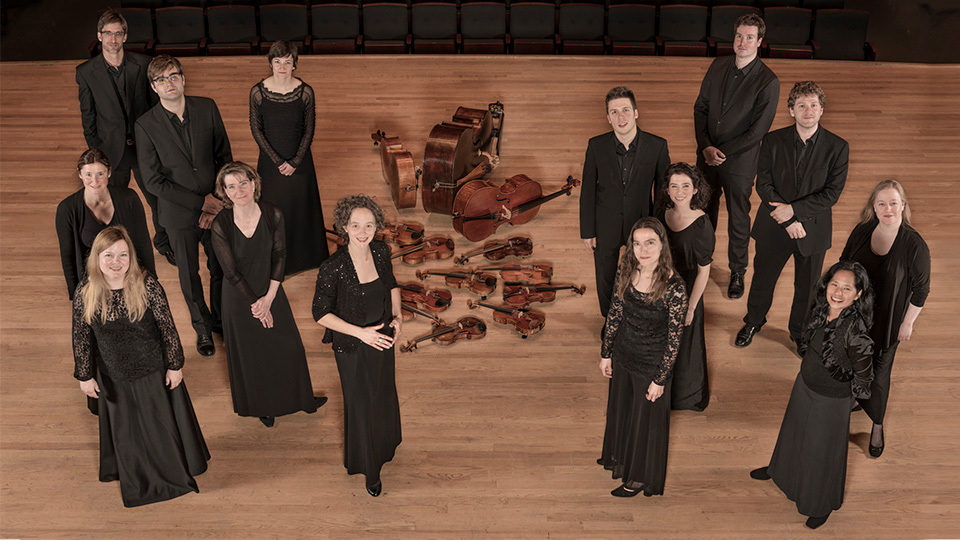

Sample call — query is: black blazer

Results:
[694,55,780,176]
[580,130,670,246]
[751,125,849,257]
[55,185,156,300]
[135,96,233,229]
[76,52,156,164]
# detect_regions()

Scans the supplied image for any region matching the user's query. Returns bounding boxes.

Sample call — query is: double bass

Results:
[371,130,421,210]
[400,317,487,352]
[422,102,504,214]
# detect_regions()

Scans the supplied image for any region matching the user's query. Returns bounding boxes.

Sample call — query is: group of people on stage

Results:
[580,13,930,529]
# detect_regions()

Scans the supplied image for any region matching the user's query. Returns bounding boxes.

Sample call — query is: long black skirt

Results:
[97,369,210,507]
[670,299,709,411]
[768,375,850,518]
[598,368,671,495]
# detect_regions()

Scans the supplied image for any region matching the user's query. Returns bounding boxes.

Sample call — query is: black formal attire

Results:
[212,204,318,418]
[76,51,167,252]
[313,241,402,486]
[842,220,930,425]
[746,125,849,341]
[580,129,670,316]
[765,307,873,519]
[250,80,328,275]
[136,96,233,336]
[694,55,780,274]
[598,276,687,495]
[661,213,715,411]
[73,274,209,507]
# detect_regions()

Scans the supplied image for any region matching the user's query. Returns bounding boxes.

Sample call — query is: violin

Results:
[466,300,545,338]
[399,282,453,313]
[477,264,553,285]
[400,301,445,326]
[400,316,487,352]
[416,268,498,299]
[422,102,504,215]
[451,175,581,242]
[380,221,426,247]
[371,130,421,210]
[325,228,346,248]
[454,236,533,265]
[391,236,455,265]
[502,284,586,308]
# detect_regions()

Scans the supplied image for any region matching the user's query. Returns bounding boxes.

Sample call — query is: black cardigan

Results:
[312,240,397,353]
[55,185,155,300]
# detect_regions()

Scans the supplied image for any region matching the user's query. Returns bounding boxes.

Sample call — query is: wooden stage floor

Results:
[1,56,958,539]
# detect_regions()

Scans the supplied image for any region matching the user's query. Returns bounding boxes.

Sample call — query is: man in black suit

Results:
[136,55,232,356]
[694,14,780,300]
[735,81,849,348]
[76,9,172,264]
[580,86,671,317]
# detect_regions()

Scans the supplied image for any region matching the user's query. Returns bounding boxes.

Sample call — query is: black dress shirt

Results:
[721,55,760,110]
[614,130,641,187]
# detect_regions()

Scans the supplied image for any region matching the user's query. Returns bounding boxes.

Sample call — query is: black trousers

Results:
[110,144,170,253]
[167,224,222,336]
[744,238,825,342]
[593,238,623,318]
[700,159,755,274]
[857,342,899,425]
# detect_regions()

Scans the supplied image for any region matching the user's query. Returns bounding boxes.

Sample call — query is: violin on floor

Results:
[371,130,421,210]
[478,264,553,285]
[502,284,586,308]
[400,302,445,326]
[400,317,487,352]
[391,236,455,265]
[466,300,545,338]
[454,236,533,265]
[380,221,426,247]
[399,283,453,312]
[415,268,498,299]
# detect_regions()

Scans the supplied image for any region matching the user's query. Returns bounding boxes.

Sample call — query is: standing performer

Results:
[581,86,670,319]
[76,9,170,264]
[841,180,930,458]
[694,13,780,299]
[750,261,874,529]
[211,162,327,428]
[598,218,687,497]
[313,195,403,497]
[136,55,233,357]
[736,81,849,349]
[249,41,328,275]
[657,163,714,411]
[73,226,209,507]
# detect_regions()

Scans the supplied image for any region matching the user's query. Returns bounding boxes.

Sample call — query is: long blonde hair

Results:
[858,179,912,226]
[81,226,148,324]
[614,217,675,303]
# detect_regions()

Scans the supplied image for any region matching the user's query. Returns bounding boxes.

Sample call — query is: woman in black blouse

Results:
[73,226,208,507]
[313,195,402,497]
[750,261,875,529]
[841,180,930,458]
[598,217,687,498]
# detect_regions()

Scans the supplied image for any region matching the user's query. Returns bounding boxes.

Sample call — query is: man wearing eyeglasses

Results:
[135,54,233,357]
[76,9,172,264]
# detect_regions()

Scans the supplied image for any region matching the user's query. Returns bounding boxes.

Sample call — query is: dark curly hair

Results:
[801,261,875,347]
[657,162,711,212]
[332,194,385,241]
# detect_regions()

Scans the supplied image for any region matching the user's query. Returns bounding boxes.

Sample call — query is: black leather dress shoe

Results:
[728,272,745,299]
[735,324,760,347]
[197,334,215,356]
[161,250,176,266]
[611,484,641,498]
[259,416,275,427]
[749,467,771,480]
[805,512,830,529]
[366,481,382,497]
[869,425,884,457]
[314,396,328,409]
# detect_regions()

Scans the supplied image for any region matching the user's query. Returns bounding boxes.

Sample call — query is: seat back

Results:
[155,6,205,43]
[709,5,760,43]
[658,4,708,42]
[812,8,868,60]
[120,7,155,44]
[461,2,506,39]
[509,2,555,39]
[260,4,309,41]
[607,4,655,41]
[312,4,361,40]
[206,5,257,43]
[411,3,458,39]
[763,6,811,45]
[758,0,801,7]
[558,3,603,41]
[802,0,843,9]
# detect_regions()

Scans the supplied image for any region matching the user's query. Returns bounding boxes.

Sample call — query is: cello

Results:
[399,316,487,353]
[454,236,533,265]
[466,300,545,338]
[451,175,581,242]
[502,284,586,308]
[371,130,420,210]
[415,268,498,299]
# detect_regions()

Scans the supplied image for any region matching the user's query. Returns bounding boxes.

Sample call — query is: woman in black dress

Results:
[750,261,875,529]
[249,40,328,275]
[313,195,403,498]
[657,162,714,411]
[211,162,326,428]
[840,180,930,457]
[598,217,687,497]
[73,226,209,507]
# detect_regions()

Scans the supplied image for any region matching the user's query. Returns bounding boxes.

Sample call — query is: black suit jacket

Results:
[693,55,780,176]
[135,96,233,229]
[76,52,156,164]
[751,125,849,257]
[579,130,670,246]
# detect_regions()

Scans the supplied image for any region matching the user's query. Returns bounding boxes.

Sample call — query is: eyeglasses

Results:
[152,72,183,85]
[224,180,252,192]
[100,30,126,38]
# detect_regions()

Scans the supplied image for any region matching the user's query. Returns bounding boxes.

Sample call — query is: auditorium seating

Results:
[311,3,363,53]
[811,8,876,61]
[707,4,760,56]
[154,6,207,56]
[606,4,658,55]
[411,2,460,53]
[258,3,309,53]
[205,5,259,55]
[763,6,813,59]
[557,3,605,55]
[659,4,709,56]
[460,1,509,54]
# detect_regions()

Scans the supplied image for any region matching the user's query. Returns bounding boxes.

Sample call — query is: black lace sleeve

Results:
[72,282,95,381]
[249,83,284,166]
[846,319,874,399]
[313,257,339,322]
[211,210,259,304]
[269,205,286,282]
[289,83,315,169]
[145,274,185,371]
[655,278,689,385]
[600,293,624,359]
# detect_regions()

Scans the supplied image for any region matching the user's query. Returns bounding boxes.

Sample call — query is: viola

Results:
[422,102,504,215]
[399,282,453,313]
[325,228,346,248]
[502,284,586,308]
[400,316,487,352]
[454,236,533,265]
[380,221,426,247]
[391,236,456,266]
[451,175,581,242]
[466,300,545,338]
[400,301,445,326]
[371,130,421,210]
[415,268,498,299]
[477,264,553,285]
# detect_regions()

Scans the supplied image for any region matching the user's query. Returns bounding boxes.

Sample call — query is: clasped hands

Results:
[251,295,275,328]
[770,202,805,239]
[356,318,403,351]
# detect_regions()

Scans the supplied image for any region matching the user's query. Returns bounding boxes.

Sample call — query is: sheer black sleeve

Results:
[655,278,689,385]
[145,273,185,371]
[908,231,931,308]
[600,292,623,359]
[72,282,95,381]
[269,205,286,282]
[846,320,874,399]
[249,83,284,166]
[211,211,259,304]
[289,83,315,169]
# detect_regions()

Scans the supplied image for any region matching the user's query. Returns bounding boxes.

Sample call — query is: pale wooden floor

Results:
[1,56,958,539]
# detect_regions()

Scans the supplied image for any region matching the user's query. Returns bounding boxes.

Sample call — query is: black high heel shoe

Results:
[869,424,884,457]
[805,511,830,529]
[259,416,275,427]
[611,484,642,497]
[749,467,771,480]
[366,481,382,497]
